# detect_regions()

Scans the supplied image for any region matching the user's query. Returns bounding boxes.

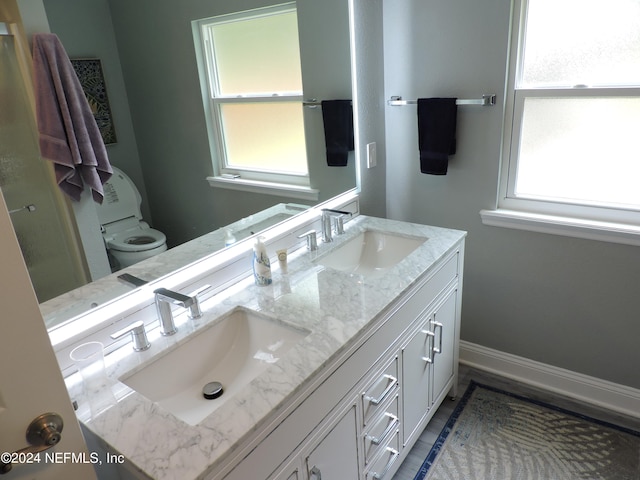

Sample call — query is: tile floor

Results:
[392,364,640,480]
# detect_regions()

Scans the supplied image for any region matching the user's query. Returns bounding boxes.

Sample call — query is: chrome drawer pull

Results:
[364,375,397,406]
[421,328,435,364]
[310,465,321,480]
[371,447,400,480]
[432,321,443,355]
[366,413,399,446]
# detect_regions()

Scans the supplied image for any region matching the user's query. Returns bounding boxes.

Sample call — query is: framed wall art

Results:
[71,58,117,145]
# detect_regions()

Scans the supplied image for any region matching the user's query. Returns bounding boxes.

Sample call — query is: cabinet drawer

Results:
[429,250,458,298]
[393,251,458,331]
[365,431,400,480]
[361,357,398,426]
[363,395,399,465]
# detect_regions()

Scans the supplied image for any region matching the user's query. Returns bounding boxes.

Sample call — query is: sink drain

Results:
[203,381,224,400]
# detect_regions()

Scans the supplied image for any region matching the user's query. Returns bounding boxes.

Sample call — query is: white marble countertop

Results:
[73,216,466,480]
[41,203,309,328]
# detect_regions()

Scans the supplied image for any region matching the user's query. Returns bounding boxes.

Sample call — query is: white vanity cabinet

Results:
[402,286,458,445]
[305,404,359,480]
[219,241,464,480]
[431,291,458,406]
[402,313,435,444]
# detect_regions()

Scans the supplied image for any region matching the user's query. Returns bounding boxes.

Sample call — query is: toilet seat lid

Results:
[107,227,166,252]
[97,167,142,225]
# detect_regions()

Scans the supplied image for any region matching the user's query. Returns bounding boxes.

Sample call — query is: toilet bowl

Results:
[97,167,167,270]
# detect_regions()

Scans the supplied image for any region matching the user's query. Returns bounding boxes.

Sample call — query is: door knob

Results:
[0,413,63,474]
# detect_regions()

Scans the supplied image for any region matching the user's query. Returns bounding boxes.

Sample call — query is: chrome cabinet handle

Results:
[364,374,398,406]
[421,328,435,364]
[371,447,400,480]
[0,413,63,475]
[310,465,322,480]
[366,413,399,446]
[432,320,443,355]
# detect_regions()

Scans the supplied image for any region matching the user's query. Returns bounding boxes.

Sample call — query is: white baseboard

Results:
[459,340,640,419]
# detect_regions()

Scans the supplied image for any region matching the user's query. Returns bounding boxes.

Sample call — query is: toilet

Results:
[96,167,167,270]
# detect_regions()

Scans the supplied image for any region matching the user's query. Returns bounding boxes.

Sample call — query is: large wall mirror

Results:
[6,0,357,329]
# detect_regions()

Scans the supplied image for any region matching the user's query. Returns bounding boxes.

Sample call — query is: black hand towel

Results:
[321,100,354,167]
[417,98,458,175]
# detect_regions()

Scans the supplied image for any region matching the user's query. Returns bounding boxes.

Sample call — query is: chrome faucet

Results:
[321,209,352,243]
[153,288,201,336]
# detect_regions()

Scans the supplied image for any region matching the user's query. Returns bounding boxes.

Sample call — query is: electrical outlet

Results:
[367,142,377,169]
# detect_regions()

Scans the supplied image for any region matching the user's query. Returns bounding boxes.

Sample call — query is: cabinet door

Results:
[273,471,300,480]
[431,290,458,401]
[269,458,303,480]
[401,316,434,445]
[306,404,359,480]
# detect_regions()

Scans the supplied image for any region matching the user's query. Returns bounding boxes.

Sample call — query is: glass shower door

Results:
[0,32,88,302]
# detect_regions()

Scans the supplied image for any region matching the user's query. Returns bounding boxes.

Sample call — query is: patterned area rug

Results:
[415,381,640,480]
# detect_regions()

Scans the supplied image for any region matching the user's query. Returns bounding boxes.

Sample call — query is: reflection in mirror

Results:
[5,0,356,329]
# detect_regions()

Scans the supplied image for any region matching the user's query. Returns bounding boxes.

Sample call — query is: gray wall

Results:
[107,0,354,246]
[43,0,152,223]
[379,0,640,389]
[351,0,387,218]
[45,0,356,248]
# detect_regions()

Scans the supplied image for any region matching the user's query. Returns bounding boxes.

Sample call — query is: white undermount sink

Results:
[317,230,426,277]
[119,307,309,425]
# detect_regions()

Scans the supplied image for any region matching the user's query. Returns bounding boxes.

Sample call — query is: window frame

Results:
[194,4,314,192]
[491,0,640,243]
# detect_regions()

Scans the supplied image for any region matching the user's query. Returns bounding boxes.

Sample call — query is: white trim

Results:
[480,208,640,246]
[459,340,640,419]
[194,5,310,189]
[207,176,319,201]
[213,94,303,104]
[497,0,640,236]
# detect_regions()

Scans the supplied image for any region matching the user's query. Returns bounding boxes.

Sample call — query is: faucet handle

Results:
[321,208,352,216]
[297,229,318,251]
[321,209,352,242]
[110,320,151,352]
[327,209,351,235]
[186,284,212,319]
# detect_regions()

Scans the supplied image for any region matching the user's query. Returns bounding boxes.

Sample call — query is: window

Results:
[195,4,313,193]
[491,0,640,242]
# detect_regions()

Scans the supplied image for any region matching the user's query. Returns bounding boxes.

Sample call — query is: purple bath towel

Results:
[32,33,112,203]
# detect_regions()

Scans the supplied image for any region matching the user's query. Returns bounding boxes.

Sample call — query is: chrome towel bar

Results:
[388,94,496,106]
[303,99,352,108]
[9,204,36,215]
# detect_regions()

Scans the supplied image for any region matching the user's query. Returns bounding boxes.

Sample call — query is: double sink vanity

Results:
[62,213,466,480]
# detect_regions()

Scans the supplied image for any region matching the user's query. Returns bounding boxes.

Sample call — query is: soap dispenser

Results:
[252,236,272,286]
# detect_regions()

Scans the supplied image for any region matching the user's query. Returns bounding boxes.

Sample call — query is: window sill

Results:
[480,209,640,246]
[207,176,319,201]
